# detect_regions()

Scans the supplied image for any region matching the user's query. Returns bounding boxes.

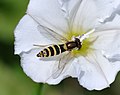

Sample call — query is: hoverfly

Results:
[28,13,95,79]
[36,33,82,58]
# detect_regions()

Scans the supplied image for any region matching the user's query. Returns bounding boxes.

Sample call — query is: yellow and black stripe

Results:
[37,44,67,57]
[37,38,82,58]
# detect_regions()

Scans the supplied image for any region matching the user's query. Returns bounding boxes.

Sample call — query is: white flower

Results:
[14,0,120,90]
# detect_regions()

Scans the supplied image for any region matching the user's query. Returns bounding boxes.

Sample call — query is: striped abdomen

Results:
[37,38,81,57]
[37,44,67,57]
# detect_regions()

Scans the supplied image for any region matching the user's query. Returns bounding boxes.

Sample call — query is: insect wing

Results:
[37,25,68,43]
[27,13,68,43]
[52,52,73,79]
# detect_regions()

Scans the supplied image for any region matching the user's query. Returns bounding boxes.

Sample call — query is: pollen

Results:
[65,29,94,57]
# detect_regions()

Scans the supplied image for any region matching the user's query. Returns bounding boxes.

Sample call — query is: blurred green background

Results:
[0,0,120,95]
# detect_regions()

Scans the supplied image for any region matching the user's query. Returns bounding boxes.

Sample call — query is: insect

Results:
[36,36,82,57]
[28,13,94,79]
[36,27,94,58]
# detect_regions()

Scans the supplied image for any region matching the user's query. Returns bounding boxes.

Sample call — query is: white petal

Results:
[66,0,120,32]
[20,48,78,84]
[27,0,68,33]
[70,0,98,32]
[94,15,120,51]
[102,52,120,63]
[14,15,55,54]
[96,15,120,31]
[58,0,82,17]
[94,0,120,23]
[91,30,120,51]
[77,51,120,90]
[101,31,120,63]
[58,0,120,22]
[92,29,120,62]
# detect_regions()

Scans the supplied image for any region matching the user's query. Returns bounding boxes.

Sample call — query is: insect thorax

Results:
[66,38,82,50]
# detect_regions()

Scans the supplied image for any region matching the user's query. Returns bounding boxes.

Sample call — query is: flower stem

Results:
[37,83,44,95]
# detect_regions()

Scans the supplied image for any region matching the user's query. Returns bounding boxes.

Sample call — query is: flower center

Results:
[65,29,95,57]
